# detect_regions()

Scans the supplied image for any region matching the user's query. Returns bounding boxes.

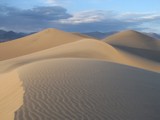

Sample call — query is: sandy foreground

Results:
[0,70,24,120]
[0,29,160,120]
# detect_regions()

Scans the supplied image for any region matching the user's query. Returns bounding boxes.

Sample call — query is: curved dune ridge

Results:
[0,28,91,61]
[0,39,159,73]
[0,29,160,120]
[104,30,160,50]
[14,58,160,120]
[103,30,160,62]
[0,40,159,73]
[0,70,24,120]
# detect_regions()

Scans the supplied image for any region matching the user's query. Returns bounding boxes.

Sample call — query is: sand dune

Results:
[104,30,160,50]
[103,30,160,62]
[13,58,160,120]
[0,29,160,120]
[0,28,89,61]
[0,70,24,120]
[72,32,95,39]
[0,39,159,73]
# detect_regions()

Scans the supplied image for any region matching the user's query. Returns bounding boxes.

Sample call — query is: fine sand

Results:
[0,28,89,61]
[104,30,160,50]
[13,58,160,120]
[0,39,159,73]
[0,29,160,120]
[104,30,160,62]
[0,70,24,120]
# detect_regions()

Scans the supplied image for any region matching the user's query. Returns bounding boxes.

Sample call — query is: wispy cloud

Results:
[59,10,108,24]
[0,4,160,32]
[44,0,69,6]
[46,0,56,4]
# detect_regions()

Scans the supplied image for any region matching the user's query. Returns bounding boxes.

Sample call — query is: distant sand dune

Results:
[0,29,160,120]
[104,30,160,50]
[0,39,159,73]
[14,58,160,120]
[103,30,160,63]
[0,28,89,61]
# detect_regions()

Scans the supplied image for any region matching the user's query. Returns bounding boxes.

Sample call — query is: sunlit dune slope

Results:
[0,39,159,73]
[0,28,88,61]
[14,58,160,120]
[104,30,160,50]
[103,30,160,62]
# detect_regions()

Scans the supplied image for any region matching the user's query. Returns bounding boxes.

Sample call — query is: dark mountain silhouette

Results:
[0,30,28,42]
[82,31,118,39]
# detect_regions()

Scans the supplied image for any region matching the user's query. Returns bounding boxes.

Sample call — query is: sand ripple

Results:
[15,59,160,120]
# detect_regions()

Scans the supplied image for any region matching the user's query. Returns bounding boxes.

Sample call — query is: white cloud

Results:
[58,10,115,24]
[44,0,69,5]
[0,5,160,33]
[46,0,56,4]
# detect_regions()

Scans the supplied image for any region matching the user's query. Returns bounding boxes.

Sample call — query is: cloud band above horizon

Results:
[0,4,160,33]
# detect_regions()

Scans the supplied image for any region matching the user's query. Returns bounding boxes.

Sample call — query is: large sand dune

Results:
[104,30,160,50]
[0,39,159,73]
[13,58,160,120]
[0,28,89,61]
[0,29,160,120]
[103,30,160,62]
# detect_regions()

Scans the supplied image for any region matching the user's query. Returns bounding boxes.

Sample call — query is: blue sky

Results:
[0,0,160,33]
[2,0,160,12]
[67,0,160,13]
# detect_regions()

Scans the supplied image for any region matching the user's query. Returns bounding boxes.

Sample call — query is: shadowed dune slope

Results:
[104,30,160,50]
[0,39,122,72]
[103,30,160,62]
[72,32,95,39]
[14,58,160,120]
[0,39,159,73]
[0,28,88,61]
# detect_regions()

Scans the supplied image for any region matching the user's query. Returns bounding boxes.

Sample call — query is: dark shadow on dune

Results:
[113,45,160,62]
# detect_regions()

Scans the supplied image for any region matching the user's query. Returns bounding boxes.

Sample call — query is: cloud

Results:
[46,0,57,4]
[57,10,160,32]
[59,10,110,24]
[44,0,70,6]
[0,5,71,32]
[0,4,160,33]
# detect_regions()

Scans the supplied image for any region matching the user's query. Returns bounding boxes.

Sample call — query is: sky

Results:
[0,0,160,33]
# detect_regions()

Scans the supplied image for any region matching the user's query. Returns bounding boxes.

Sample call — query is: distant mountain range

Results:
[83,31,160,40]
[0,30,28,42]
[82,31,118,39]
[0,29,160,42]
[144,33,160,40]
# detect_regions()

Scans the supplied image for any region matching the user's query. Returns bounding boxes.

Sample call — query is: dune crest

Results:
[14,58,160,120]
[0,29,160,120]
[104,30,160,50]
[0,70,24,120]
[0,28,90,61]
[0,39,159,73]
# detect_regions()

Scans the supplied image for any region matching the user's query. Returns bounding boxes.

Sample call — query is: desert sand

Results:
[104,30,160,50]
[104,30,160,62]
[0,28,160,120]
[0,70,24,120]
[0,28,90,61]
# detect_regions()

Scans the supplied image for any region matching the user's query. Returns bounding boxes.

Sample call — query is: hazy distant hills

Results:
[82,31,118,39]
[83,31,160,40]
[144,32,160,40]
[0,29,160,42]
[0,30,28,42]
